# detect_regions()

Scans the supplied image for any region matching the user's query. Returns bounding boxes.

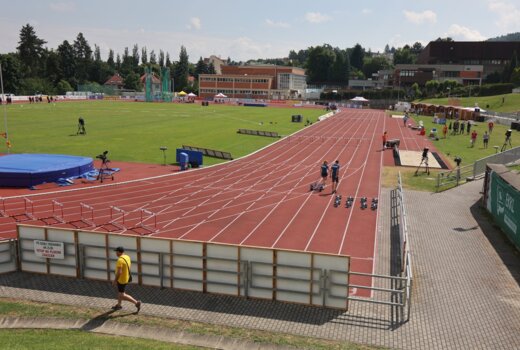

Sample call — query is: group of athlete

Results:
[317,160,340,193]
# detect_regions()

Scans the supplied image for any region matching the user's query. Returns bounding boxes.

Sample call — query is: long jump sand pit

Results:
[398,150,443,169]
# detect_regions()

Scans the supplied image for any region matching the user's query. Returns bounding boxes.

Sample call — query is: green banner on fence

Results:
[487,171,520,250]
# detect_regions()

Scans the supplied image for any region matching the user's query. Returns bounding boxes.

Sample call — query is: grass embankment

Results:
[2,101,324,165]
[417,92,520,113]
[0,298,383,350]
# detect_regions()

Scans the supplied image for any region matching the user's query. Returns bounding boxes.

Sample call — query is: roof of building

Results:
[104,73,124,86]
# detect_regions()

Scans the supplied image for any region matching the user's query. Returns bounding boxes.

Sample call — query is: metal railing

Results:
[345,173,412,324]
[436,146,520,191]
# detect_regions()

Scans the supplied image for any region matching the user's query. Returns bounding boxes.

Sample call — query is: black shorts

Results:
[332,176,339,183]
[117,282,127,293]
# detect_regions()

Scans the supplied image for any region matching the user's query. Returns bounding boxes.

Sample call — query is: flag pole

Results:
[0,62,10,154]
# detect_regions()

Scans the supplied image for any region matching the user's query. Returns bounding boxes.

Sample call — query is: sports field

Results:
[1,101,324,165]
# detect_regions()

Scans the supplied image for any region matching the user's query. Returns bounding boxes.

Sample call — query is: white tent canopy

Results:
[187,92,197,97]
[350,96,369,102]
[215,93,228,98]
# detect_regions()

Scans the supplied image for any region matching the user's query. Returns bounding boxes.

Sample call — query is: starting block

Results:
[310,182,324,192]
[360,197,368,209]
[371,198,378,210]
[345,196,354,208]
[333,195,342,207]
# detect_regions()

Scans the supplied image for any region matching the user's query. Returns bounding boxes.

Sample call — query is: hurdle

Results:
[106,206,126,232]
[13,198,36,222]
[0,198,6,217]
[39,200,65,225]
[68,202,95,228]
[132,209,157,235]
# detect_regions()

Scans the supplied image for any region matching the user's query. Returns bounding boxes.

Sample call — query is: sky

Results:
[1,0,519,62]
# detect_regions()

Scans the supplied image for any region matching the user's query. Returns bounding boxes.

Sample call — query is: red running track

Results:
[0,109,386,293]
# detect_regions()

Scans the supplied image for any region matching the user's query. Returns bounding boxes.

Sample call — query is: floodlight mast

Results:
[0,62,10,154]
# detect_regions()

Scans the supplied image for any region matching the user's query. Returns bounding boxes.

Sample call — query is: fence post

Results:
[456,167,461,186]
[159,252,164,289]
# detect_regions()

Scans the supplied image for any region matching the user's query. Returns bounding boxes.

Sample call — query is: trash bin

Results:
[179,152,189,171]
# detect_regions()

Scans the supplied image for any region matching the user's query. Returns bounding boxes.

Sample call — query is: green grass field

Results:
[412,115,520,167]
[417,92,520,113]
[1,101,324,165]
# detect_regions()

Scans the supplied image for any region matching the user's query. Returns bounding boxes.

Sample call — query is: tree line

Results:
[0,24,216,95]
[2,24,519,97]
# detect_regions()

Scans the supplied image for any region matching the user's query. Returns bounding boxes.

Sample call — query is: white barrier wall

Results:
[0,240,17,274]
[17,224,350,309]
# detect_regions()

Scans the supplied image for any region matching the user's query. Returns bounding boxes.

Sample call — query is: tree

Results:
[208,62,216,74]
[305,45,336,83]
[107,49,115,69]
[349,44,365,71]
[165,52,171,67]
[44,49,61,84]
[0,54,22,93]
[511,67,520,86]
[194,56,208,79]
[123,71,141,90]
[149,50,157,64]
[173,46,189,91]
[73,32,92,83]
[410,42,424,55]
[384,44,391,54]
[132,44,140,69]
[159,50,165,67]
[57,40,76,86]
[56,79,73,94]
[16,24,47,77]
[328,49,349,83]
[362,55,390,79]
[425,80,441,96]
[141,47,148,64]
[393,47,414,64]
[121,47,133,75]
[116,54,121,71]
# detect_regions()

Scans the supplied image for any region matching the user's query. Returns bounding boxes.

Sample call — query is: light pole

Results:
[447,87,451,99]
[0,62,10,154]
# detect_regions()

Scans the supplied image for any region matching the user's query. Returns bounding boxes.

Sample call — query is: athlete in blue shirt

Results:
[330,160,340,193]
[319,161,329,189]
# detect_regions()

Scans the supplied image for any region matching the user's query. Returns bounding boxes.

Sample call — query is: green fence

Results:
[486,171,520,250]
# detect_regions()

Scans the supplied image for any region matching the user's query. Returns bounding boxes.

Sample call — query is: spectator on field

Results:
[382,131,388,150]
[488,121,494,134]
[443,124,448,138]
[460,121,466,135]
[453,120,459,135]
[483,131,489,149]
[470,130,478,147]
[466,121,472,135]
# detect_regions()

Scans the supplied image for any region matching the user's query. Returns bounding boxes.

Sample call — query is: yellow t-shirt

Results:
[115,254,131,284]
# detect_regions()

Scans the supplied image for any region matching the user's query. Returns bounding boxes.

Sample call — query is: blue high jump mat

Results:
[0,153,95,188]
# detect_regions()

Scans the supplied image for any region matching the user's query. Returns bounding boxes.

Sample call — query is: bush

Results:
[477,83,514,96]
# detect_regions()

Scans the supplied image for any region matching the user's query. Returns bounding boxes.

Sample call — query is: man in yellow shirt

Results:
[112,246,141,312]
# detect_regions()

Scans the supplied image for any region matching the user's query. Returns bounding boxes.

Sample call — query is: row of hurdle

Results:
[0,198,158,235]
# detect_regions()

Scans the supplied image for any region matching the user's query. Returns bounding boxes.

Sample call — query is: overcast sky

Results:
[1,0,519,62]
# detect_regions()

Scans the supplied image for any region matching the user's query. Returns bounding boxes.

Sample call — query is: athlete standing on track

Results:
[330,160,340,194]
[319,161,329,189]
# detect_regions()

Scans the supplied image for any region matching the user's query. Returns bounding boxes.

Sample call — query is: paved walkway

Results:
[1,179,519,349]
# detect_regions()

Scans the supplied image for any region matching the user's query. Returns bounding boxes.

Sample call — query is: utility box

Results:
[179,152,189,171]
